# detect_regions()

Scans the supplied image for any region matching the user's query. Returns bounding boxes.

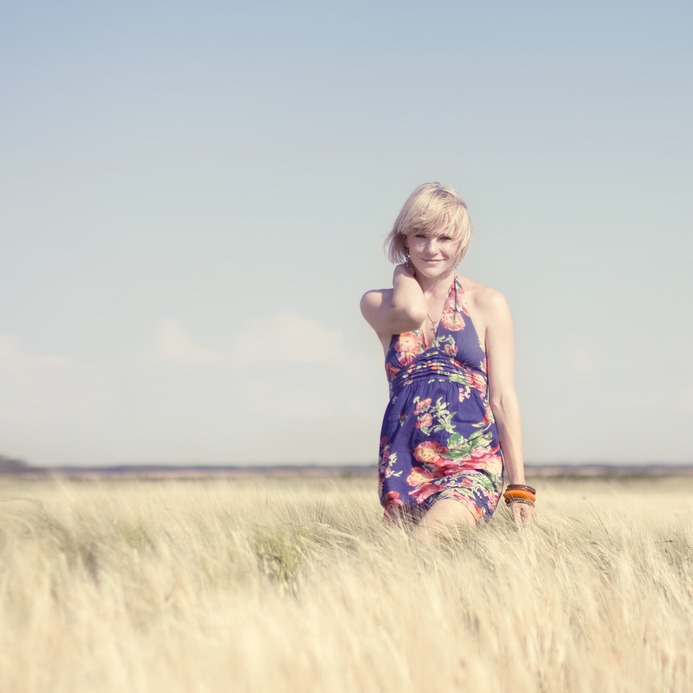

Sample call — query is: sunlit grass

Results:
[1,474,691,692]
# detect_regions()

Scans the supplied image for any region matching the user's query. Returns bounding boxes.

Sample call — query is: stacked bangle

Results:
[503,484,536,507]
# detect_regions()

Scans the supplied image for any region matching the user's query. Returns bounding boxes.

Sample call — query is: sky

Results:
[1,0,691,466]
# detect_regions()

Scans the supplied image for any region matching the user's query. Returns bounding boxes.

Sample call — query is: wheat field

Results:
[0,473,691,693]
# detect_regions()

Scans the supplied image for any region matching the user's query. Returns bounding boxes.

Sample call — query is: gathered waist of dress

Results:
[387,352,487,398]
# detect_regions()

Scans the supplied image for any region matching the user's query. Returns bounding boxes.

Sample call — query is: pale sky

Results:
[1,0,691,466]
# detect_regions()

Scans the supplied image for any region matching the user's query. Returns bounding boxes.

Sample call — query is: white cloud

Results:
[680,389,693,411]
[0,335,71,368]
[565,348,594,374]
[150,319,221,363]
[236,311,348,364]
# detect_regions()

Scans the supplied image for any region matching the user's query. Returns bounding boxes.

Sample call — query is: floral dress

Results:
[378,274,503,524]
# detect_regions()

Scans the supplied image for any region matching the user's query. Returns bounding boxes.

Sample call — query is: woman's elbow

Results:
[393,305,426,331]
[489,388,518,414]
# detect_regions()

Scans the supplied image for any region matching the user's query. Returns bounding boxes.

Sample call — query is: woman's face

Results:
[406,231,460,280]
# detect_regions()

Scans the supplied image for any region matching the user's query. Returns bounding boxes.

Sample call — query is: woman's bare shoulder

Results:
[458,276,507,312]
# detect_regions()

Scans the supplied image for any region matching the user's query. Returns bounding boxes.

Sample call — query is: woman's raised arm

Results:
[360,264,427,337]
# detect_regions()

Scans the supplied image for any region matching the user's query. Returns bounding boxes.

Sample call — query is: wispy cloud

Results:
[0,336,72,368]
[236,311,348,364]
[149,319,221,363]
[564,348,594,374]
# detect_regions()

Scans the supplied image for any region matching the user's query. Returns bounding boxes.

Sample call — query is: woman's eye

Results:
[440,236,452,242]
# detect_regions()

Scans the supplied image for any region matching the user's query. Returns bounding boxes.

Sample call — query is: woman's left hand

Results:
[509,502,535,525]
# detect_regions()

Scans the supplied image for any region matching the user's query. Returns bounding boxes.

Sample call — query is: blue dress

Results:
[378,274,504,524]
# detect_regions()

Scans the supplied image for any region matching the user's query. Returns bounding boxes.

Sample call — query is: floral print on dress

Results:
[378,275,503,525]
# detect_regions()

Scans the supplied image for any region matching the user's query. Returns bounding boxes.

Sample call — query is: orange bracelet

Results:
[503,488,536,502]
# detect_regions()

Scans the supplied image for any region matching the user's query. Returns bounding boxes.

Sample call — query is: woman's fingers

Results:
[510,502,535,525]
[394,262,415,279]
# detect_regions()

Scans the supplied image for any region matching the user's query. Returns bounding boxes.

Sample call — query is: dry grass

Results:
[0,473,691,693]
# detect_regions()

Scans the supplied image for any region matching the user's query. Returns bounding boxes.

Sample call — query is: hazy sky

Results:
[1,0,691,466]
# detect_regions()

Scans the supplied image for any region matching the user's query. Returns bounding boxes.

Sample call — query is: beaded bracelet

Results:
[506,484,537,495]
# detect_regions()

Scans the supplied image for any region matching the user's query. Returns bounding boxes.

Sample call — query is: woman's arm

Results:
[360,264,427,336]
[483,290,534,523]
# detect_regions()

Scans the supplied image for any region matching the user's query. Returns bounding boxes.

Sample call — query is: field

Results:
[1,473,691,693]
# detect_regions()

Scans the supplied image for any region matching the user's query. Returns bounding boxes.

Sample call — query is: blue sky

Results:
[1,0,691,465]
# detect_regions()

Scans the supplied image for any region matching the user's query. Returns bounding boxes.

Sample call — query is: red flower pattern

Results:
[416,413,433,429]
[413,441,450,468]
[384,490,404,510]
[406,468,440,504]
[468,371,487,396]
[413,398,432,415]
[441,312,465,331]
[385,363,401,381]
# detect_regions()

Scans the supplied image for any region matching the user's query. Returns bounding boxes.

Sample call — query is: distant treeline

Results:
[1,457,692,478]
[0,455,30,473]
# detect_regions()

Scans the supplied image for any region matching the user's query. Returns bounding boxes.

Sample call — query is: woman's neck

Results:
[417,270,456,297]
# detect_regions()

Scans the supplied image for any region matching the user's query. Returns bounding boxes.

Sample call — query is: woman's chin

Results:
[414,264,455,280]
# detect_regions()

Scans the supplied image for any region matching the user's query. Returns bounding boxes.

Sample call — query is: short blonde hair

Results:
[385,182,472,266]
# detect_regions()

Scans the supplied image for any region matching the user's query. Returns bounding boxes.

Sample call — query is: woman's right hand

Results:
[394,261,416,281]
[361,263,426,338]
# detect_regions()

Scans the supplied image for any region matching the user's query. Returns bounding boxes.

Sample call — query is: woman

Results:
[360,183,535,537]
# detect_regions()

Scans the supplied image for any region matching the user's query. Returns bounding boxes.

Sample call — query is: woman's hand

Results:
[360,263,426,338]
[508,501,535,526]
[394,261,416,280]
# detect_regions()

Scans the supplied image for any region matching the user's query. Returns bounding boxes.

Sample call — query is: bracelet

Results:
[505,497,535,507]
[506,484,537,495]
[503,488,536,502]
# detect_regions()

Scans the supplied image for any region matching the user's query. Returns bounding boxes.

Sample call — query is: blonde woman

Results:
[361,183,535,537]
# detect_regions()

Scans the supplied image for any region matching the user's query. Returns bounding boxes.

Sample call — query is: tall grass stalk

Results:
[1,475,691,692]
